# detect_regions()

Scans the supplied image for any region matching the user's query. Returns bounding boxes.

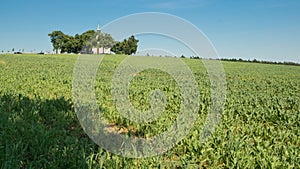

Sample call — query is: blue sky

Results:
[0,0,299,62]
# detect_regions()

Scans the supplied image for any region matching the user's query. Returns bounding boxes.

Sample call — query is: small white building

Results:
[92,47,111,54]
[91,24,111,54]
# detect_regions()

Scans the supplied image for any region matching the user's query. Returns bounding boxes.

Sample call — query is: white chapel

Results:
[91,24,111,54]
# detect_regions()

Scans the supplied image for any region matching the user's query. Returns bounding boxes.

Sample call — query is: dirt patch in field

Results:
[104,124,129,134]
[0,60,6,65]
[104,123,137,135]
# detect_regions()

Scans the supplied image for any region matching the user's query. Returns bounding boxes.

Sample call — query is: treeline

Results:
[48,30,138,55]
[189,56,300,66]
[219,58,300,66]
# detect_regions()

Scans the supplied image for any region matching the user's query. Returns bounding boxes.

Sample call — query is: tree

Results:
[48,31,66,54]
[12,48,15,53]
[60,34,76,53]
[111,41,123,54]
[98,33,115,49]
[77,30,96,54]
[86,32,115,54]
[127,35,139,55]
[111,35,139,55]
[48,31,83,54]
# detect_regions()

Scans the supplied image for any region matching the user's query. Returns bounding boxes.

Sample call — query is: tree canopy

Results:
[48,30,115,54]
[111,35,139,55]
[48,30,138,55]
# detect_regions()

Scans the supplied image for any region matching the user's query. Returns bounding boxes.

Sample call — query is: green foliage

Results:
[219,58,300,66]
[48,30,115,54]
[0,54,299,168]
[84,32,115,54]
[78,30,97,54]
[111,35,139,55]
[48,31,65,54]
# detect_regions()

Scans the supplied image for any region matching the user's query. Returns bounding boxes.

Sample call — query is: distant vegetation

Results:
[48,30,114,54]
[48,30,138,55]
[190,56,300,66]
[220,58,300,66]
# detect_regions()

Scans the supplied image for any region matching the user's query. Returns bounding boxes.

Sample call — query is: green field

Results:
[0,54,299,168]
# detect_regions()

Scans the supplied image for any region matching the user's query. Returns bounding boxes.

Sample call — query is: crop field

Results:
[0,54,299,168]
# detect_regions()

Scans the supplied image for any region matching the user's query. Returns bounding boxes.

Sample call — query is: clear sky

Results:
[0,0,299,62]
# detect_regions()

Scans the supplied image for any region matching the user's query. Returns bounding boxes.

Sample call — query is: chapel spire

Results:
[97,24,101,33]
